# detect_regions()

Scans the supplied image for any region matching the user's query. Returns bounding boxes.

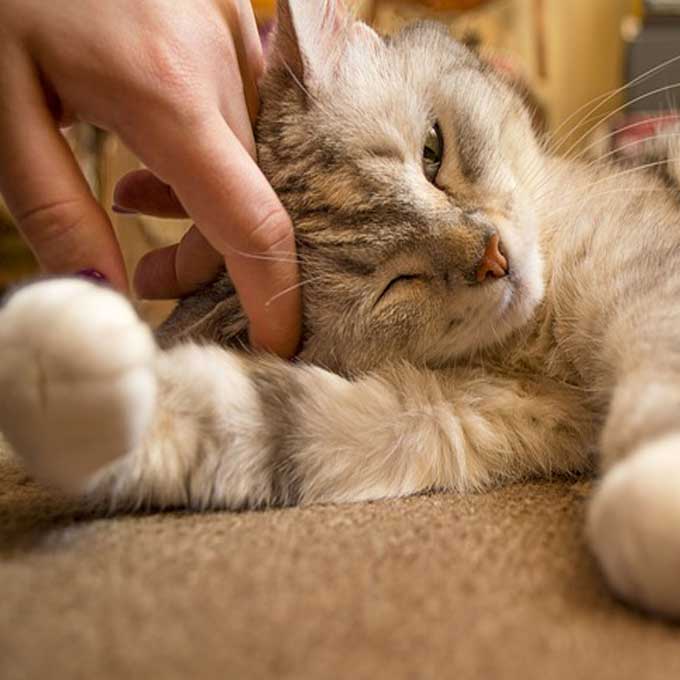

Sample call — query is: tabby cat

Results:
[2,0,680,619]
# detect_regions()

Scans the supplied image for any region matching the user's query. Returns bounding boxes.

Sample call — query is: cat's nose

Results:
[475,233,509,282]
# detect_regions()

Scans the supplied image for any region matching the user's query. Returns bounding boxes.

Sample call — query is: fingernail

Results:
[77,269,109,284]
[112,204,138,215]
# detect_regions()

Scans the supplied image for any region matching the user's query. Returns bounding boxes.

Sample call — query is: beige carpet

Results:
[2,441,680,680]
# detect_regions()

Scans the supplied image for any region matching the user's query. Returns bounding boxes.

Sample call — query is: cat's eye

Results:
[423,122,444,183]
[377,273,424,305]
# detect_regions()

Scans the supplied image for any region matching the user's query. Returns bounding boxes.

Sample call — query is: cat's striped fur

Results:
[4,0,680,618]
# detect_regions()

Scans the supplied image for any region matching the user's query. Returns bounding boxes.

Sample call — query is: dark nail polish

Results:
[112,204,138,215]
[77,269,109,284]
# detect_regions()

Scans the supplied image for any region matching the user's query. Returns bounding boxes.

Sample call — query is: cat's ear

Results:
[272,0,348,85]
[271,0,382,88]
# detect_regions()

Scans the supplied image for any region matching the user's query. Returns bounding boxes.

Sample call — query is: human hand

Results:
[0,0,301,356]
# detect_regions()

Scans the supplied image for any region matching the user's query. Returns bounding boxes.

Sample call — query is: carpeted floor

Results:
[2,440,680,680]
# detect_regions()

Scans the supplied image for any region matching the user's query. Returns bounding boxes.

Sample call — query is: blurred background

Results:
[1,0,676,320]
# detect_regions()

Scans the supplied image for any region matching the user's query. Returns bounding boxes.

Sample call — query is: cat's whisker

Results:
[545,91,615,152]
[588,155,674,189]
[519,161,553,199]
[280,58,318,106]
[547,54,680,153]
[264,275,327,307]
[528,125,666,202]
[566,116,680,171]
[561,81,680,162]
[279,52,335,119]
[575,131,680,175]
[523,152,565,197]
[538,186,670,223]
[221,241,311,268]
[532,153,680,206]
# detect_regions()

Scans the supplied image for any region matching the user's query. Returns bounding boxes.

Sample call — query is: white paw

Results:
[588,433,680,618]
[0,279,157,492]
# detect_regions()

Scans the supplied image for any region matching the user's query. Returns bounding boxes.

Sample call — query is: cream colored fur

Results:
[2,0,680,621]
[0,278,592,510]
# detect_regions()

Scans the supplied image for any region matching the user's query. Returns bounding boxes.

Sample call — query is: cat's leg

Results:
[0,279,157,491]
[0,279,591,510]
[86,351,592,510]
[588,372,680,618]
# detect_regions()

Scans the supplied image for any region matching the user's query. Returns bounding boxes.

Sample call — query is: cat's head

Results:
[252,0,545,372]
[166,0,546,372]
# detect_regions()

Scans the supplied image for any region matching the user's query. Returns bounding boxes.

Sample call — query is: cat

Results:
[2,0,680,620]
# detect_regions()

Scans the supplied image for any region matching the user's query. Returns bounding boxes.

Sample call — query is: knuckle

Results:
[128,20,207,117]
[143,43,196,106]
[246,206,294,256]
[148,42,192,91]
[16,197,88,247]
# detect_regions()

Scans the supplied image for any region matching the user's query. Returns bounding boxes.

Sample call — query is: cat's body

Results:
[3,1,680,619]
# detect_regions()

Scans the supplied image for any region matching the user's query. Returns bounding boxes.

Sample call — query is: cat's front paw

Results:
[0,279,157,492]
[588,433,680,618]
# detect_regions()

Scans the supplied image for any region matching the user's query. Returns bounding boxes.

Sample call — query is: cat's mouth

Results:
[445,273,516,330]
[480,269,522,328]
[494,264,543,334]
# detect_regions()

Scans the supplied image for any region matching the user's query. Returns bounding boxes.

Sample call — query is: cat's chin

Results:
[488,238,545,337]
[494,274,543,337]
[429,264,544,366]
[477,278,540,347]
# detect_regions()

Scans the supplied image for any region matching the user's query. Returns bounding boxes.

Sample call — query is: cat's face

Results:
[257,1,545,373]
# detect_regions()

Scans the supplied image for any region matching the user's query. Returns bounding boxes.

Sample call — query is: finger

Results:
[235,0,265,119]
[126,112,301,357]
[134,244,182,299]
[113,169,188,218]
[236,0,266,81]
[220,0,264,127]
[134,225,223,298]
[0,52,128,291]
